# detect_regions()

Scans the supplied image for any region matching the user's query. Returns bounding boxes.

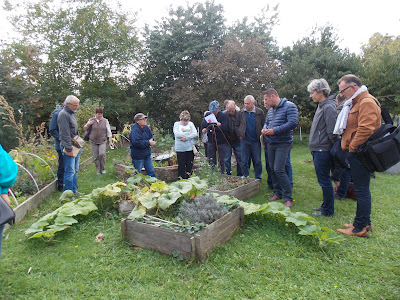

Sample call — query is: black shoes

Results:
[312,211,333,217]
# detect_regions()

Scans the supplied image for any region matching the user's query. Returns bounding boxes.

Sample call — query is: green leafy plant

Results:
[25,191,98,239]
[177,193,228,225]
[213,194,344,247]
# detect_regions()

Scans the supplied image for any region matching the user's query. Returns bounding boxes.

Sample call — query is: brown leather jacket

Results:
[341,90,381,152]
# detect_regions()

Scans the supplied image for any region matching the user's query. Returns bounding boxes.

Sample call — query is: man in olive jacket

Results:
[236,95,265,179]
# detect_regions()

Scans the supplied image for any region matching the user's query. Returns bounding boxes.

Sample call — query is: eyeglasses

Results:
[339,85,355,95]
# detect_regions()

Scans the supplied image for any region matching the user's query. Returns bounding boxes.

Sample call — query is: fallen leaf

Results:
[95,233,104,242]
[130,246,141,251]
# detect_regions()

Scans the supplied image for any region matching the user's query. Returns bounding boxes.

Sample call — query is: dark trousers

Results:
[268,143,293,201]
[265,145,293,189]
[177,151,194,179]
[56,148,64,189]
[207,142,228,174]
[348,152,372,229]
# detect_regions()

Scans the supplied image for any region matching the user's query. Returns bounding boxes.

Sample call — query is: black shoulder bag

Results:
[0,194,15,226]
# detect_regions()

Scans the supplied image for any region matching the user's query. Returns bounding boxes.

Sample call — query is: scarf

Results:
[333,85,368,135]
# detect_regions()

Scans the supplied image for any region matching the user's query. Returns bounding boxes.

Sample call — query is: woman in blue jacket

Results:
[129,113,156,177]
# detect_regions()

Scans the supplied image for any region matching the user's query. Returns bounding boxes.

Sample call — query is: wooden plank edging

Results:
[4,155,93,232]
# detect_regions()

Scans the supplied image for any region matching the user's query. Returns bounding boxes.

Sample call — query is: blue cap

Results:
[208,100,219,112]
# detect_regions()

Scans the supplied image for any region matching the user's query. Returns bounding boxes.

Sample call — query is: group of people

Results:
[47,73,381,239]
[201,90,298,208]
[50,96,114,195]
[199,74,381,238]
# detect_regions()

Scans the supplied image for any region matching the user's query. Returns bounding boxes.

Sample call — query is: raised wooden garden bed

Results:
[121,206,244,261]
[114,163,198,183]
[207,176,260,200]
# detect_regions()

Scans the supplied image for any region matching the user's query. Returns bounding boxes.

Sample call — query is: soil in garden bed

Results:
[209,176,254,191]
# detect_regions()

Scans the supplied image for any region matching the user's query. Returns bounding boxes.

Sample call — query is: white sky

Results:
[1,0,400,54]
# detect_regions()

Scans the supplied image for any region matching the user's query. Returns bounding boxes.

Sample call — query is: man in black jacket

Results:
[224,100,243,176]
[49,105,64,191]
[201,100,228,173]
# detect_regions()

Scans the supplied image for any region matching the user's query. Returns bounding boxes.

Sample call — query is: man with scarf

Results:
[335,74,381,238]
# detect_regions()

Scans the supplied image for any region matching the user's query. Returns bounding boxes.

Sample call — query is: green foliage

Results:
[276,26,362,118]
[177,193,229,225]
[25,195,98,239]
[361,33,400,114]
[140,1,225,128]
[126,176,208,220]
[214,194,344,246]
[75,99,100,133]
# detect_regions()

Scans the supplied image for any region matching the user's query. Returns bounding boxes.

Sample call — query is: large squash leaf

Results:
[157,192,181,210]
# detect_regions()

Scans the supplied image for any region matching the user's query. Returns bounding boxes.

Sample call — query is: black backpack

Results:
[356,123,400,172]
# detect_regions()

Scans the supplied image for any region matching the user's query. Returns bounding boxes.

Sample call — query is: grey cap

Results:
[134,113,147,122]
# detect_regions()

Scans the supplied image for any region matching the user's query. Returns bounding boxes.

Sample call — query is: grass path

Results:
[1,145,399,299]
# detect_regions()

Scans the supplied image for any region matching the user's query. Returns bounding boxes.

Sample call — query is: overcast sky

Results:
[1,0,399,54]
[123,0,400,54]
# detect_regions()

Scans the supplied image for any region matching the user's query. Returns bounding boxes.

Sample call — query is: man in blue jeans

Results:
[236,95,265,180]
[130,113,156,177]
[262,88,298,207]
[57,95,83,195]
[307,78,338,216]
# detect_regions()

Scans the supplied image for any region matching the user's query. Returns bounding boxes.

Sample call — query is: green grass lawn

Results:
[1,144,399,299]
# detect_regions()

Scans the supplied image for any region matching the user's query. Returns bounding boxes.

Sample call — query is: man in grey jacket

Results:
[57,95,82,195]
[307,79,337,216]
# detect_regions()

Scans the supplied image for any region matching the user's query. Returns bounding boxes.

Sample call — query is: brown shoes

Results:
[343,223,373,232]
[268,195,282,201]
[337,225,369,238]
[283,201,293,208]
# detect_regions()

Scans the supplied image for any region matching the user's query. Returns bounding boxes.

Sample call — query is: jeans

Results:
[337,168,351,198]
[312,151,335,215]
[265,145,293,189]
[241,139,262,179]
[207,143,228,174]
[0,224,4,259]
[224,142,243,176]
[177,151,194,179]
[56,148,64,189]
[132,155,156,177]
[347,152,372,229]
[61,147,81,193]
[268,143,293,201]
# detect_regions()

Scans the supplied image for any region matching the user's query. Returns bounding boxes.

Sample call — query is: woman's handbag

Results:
[83,126,92,141]
[0,194,15,226]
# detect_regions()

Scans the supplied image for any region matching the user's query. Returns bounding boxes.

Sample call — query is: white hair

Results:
[64,95,80,105]
[244,95,256,103]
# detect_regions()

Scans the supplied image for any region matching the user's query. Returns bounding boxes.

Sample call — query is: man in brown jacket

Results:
[336,74,381,238]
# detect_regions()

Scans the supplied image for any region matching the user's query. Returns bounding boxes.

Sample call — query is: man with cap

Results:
[129,113,156,177]
[201,100,229,173]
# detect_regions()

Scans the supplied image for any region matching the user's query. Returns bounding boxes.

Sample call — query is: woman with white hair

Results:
[307,78,338,216]
[173,110,198,179]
